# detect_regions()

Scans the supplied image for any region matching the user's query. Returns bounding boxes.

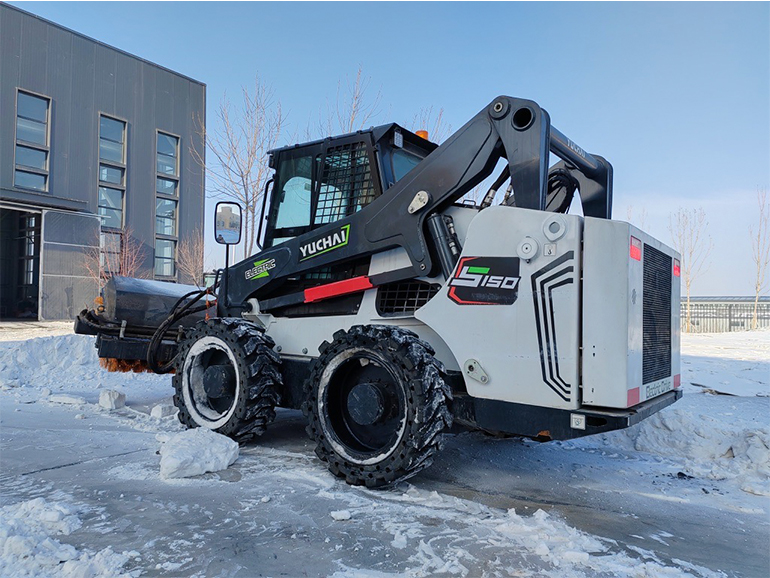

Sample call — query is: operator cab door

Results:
[264,134,382,249]
[262,135,381,312]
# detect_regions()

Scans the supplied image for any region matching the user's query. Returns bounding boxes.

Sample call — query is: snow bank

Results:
[0,334,170,414]
[0,334,97,389]
[0,497,134,578]
[157,428,239,479]
[599,401,770,495]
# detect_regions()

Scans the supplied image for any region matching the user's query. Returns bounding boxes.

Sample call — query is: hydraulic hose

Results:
[146,285,217,374]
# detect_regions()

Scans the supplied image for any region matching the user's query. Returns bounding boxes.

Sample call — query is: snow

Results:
[0,496,136,578]
[679,330,769,397]
[99,389,126,410]
[0,322,768,576]
[331,509,352,521]
[567,329,770,496]
[150,403,176,418]
[157,428,240,480]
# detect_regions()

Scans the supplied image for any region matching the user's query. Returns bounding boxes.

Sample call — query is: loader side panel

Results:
[416,205,582,410]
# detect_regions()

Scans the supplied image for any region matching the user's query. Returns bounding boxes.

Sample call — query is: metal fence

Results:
[681,301,770,333]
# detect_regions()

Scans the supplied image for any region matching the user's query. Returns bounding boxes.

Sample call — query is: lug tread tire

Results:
[173,317,282,441]
[302,324,452,488]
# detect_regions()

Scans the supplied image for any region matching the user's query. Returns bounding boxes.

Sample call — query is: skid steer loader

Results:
[76,96,682,488]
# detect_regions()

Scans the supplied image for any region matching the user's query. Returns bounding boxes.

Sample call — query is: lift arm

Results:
[225,96,612,312]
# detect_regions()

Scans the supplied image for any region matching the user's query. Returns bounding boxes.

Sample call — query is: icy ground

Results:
[0,327,768,577]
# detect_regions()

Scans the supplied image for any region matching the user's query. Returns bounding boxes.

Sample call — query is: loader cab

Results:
[263,124,437,249]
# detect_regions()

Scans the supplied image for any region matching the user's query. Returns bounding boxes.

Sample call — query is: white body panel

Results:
[417,206,583,410]
[248,205,680,413]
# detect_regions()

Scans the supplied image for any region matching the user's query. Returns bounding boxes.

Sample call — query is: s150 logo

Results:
[448,257,520,305]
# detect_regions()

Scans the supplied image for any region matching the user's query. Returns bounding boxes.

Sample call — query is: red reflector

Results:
[630,236,642,261]
[304,276,373,303]
[673,259,681,277]
[627,387,640,407]
[674,374,681,388]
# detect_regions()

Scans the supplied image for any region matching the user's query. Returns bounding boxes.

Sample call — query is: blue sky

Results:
[13,2,770,295]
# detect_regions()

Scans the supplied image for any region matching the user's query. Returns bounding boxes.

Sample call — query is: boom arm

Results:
[225,96,612,312]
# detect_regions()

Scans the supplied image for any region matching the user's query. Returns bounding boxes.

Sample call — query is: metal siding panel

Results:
[93,44,117,115]
[124,61,156,278]
[0,6,23,194]
[46,26,74,200]
[182,83,205,256]
[154,71,175,133]
[18,12,49,94]
[69,35,98,211]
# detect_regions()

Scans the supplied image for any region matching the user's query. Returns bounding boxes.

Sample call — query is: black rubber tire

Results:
[173,317,281,440]
[302,324,453,488]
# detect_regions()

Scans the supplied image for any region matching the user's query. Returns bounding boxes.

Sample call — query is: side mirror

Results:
[215,202,242,245]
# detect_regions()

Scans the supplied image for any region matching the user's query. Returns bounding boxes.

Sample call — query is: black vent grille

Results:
[643,244,672,384]
[376,281,440,316]
[314,143,375,225]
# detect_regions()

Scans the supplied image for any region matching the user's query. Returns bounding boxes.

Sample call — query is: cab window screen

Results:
[315,142,375,225]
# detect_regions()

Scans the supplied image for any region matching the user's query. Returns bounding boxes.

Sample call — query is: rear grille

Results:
[643,244,672,384]
[376,281,440,316]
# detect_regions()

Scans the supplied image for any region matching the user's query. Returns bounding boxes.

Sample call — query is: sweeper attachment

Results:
[76,96,682,487]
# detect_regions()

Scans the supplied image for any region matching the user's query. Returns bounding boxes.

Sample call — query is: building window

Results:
[156,133,179,176]
[99,116,125,163]
[98,116,126,232]
[154,238,176,277]
[98,115,127,276]
[15,91,50,192]
[98,186,124,229]
[100,231,122,276]
[155,198,177,236]
[155,132,180,278]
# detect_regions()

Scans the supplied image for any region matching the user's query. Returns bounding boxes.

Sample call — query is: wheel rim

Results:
[318,348,407,465]
[182,336,240,429]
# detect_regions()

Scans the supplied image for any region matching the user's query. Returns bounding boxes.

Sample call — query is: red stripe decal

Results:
[627,387,640,407]
[674,374,681,388]
[304,276,374,303]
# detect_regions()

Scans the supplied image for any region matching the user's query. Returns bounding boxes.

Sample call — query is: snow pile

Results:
[606,404,770,494]
[0,497,134,578]
[0,334,97,389]
[157,428,239,479]
[0,334,170,418]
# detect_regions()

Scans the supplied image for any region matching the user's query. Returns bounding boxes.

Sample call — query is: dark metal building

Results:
[0,3,205,320]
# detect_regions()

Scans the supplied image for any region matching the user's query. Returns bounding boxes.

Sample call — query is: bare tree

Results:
[317,66,382,138]
[625,205,648,230]
[177,228,207,288]
[750,187,770,329]
[192,76,283,258]
[669,207,713,333]
[83,226,147,289]
[410,106,452,144]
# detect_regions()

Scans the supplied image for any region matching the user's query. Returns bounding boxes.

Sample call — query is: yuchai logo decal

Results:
[299,224,350,261]
[245,258,276,280]
[448,257,521,305]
